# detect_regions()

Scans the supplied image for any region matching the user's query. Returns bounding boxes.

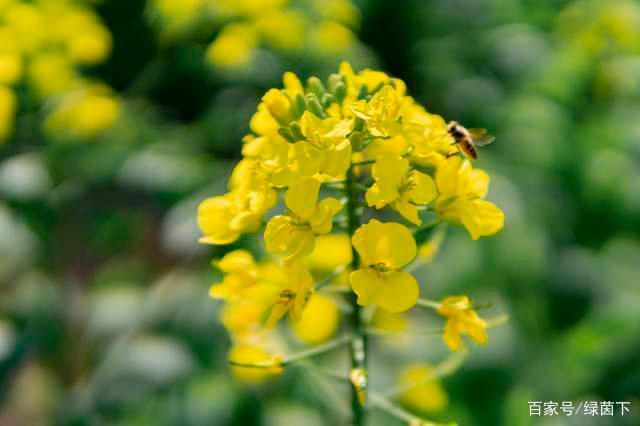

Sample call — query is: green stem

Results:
[345,166,367,425]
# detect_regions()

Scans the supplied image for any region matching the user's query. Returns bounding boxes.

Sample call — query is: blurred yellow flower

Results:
[264,177,342,260]
[437,295,487,352]
[291,293,340,344]
[45,86,120,139]
[307,233,352,272]
[28,53,78,97]
[434,156,504,240]
[311,21,355,55]
[265,259,314,327]
[398,364,449,413]
[0,85,15,142]
[229,345,283,383]
[206,23,258,69]
[255,10,305,51]
[366,155,437,225]
[0,52,21,85]
[209,250,260,301]
[350,219,419,313]
[198,187,274,245]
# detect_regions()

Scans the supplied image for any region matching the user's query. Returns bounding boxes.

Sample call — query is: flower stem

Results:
[345,166,367,425]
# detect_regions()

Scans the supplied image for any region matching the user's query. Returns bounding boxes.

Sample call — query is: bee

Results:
[447,121,495,160]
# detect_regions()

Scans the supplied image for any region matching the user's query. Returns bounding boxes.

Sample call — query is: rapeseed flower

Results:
[366,155,437,225]
[350,219,419,313]
[434,156,504,240]
[437,295,488,352]
[264,177,342,259]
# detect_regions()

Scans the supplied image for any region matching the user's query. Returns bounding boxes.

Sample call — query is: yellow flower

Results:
[198,186,275,245]
[262,87,293,125]
[370,308,409,333]
[0,52,22,85]
[209,250,260,301]
[291,293,340,344]
[28,52,78,97]
[400,103,455,166]
[294,111,353,178]
[265,259,314,327]
[0,85,15,142]
[434,156,504,240]
[255,10,305,51]
[349,219,419,313]
[398,364,449,413]
[229,345,283,383]
[366,155,437,225]
[437,295,487,352]
[350,85,402,137]
[264,177,342,259]
[206,23,257,69]
[311,21,355,55]
[307,233,352,272]
[45,86,121,139]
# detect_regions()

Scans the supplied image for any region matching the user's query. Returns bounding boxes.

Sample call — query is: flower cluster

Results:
[149,0,360,69]
[198,62,505,385]
[0,0,120,143]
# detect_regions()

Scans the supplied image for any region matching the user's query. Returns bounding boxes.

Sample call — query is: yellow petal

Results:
[394,199,421,225]
[472,199,505,238]
[283,71,304,95]
[443,319,463,352]
[292,294,340,344]
[309,197,343,234]
[217,250,256,273]
[372,155,408,186]
[351,219,416,268]
[365,182,399,209]
[285,177,320,219]
[292,141,325,177]
[264,216,316,259]
[349,269,383,307]
[322,138,352,177]
[409,171,437,204]
[376,271,419,313]
[197,195,239,244]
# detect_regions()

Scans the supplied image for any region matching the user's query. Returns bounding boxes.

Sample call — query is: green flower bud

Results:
[306,93,326,118]
[321,93,335,108]
[278,126,296,142]
[349,131,366,151]
[292,93,306,118]
[307,76,326,98]
[332,82,347,103]
[289,121,304,141]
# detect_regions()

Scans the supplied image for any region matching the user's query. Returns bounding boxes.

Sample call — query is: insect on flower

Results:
[447,121,495,160]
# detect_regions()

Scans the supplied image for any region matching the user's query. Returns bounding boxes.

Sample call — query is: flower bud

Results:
[305,93,326,118]
[306,76,326,98]
[289,121,304,141]
[332,81,347,103]
[321,93,335,108]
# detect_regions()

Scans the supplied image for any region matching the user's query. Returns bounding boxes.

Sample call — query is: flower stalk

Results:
[345,165,368,425]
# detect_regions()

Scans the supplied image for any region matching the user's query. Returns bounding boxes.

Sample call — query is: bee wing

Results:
[473,134,495,147]
[468,128,488,138]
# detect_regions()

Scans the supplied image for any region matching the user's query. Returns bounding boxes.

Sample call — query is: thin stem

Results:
[228,334,351,369]
[416,298,442,310]
[383,350,468,398]
[345,165,367,425]
[369,392,458,426]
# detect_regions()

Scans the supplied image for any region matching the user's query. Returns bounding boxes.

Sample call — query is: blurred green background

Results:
[1,0,639,425]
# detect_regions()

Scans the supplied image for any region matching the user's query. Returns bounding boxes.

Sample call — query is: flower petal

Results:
[376,271,419,313]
